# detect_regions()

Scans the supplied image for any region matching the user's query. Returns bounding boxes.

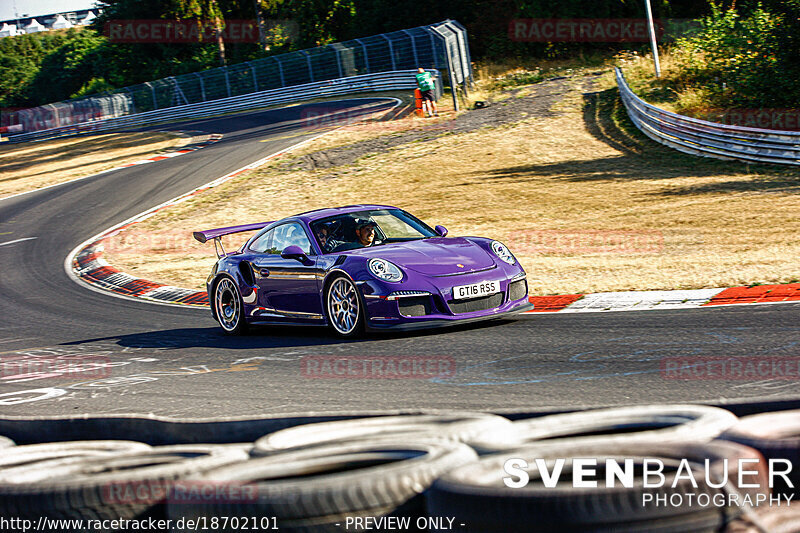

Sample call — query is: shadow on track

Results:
[59,318,520,351]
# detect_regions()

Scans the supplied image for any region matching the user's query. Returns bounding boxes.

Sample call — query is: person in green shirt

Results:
[415,68,439,117]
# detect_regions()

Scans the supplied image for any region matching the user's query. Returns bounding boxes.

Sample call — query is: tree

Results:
[169,0,229,65]
[261,0,356,47]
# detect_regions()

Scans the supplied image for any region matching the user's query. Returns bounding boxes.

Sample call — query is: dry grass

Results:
[467,55,616,109]
[0,132,190,198]
[612,49,723,117]
[105,72,800,295]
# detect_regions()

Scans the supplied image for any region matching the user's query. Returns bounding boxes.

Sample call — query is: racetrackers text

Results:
[502,458,796,507]
[301,356,455,379]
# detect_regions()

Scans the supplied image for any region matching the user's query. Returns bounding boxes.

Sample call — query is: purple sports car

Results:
[193,205,533,336]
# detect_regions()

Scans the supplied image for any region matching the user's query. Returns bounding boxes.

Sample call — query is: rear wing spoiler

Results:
[193,221,273,258]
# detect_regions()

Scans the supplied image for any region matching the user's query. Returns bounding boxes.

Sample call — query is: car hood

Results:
[345,237,496,276]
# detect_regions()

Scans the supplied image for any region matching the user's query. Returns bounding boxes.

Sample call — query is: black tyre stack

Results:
[0,406,798,532]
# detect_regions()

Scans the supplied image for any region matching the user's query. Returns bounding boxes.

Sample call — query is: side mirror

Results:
[434,225,448,237]
[281,245,308,261]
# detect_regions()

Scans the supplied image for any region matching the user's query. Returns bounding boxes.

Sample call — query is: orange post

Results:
[414,89,424,117]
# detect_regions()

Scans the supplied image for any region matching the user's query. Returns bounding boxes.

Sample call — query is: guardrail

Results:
[7,70,441,143]
[615,67,800,166]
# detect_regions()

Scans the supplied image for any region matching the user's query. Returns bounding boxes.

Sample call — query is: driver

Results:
[354,219,380,247]
[315,224,331,251]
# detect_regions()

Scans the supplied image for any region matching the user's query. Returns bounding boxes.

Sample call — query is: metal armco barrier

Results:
[7,70,441,143]
[616,67,800,166]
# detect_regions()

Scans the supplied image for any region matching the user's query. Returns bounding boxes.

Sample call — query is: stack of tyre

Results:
[0,406,798,532]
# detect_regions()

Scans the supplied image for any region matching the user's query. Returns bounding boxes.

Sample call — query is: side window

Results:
[270,223,314,255]
[248,229,273,253]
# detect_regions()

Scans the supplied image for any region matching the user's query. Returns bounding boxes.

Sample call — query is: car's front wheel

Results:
[213,277,247,335]
[326,276,363,337]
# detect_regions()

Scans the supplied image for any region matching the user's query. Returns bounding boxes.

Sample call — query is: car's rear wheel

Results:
[213,277,247,335]
[326,276,363,337]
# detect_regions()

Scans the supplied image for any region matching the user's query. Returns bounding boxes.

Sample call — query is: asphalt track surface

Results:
[1,98,799,418]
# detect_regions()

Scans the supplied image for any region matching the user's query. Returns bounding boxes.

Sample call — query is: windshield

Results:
[310,209,437,253]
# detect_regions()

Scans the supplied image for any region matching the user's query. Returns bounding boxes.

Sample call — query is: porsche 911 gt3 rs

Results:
[193,205,533,336]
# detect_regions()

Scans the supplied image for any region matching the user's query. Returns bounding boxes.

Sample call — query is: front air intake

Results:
[508,279,528,301]
[398,296,432,317]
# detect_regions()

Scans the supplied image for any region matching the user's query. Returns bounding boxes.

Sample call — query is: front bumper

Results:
[364,298,534,332]
[359,270,533,332]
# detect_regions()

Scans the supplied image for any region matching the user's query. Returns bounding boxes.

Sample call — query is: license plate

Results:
[452,280,500,300]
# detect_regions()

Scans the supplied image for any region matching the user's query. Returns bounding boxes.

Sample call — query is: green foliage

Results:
[72,77,116,98]
[261,0,357,47]
[25,29,107,104]
[0,28,107,106]
[671,1,800,108]
[0,31,68,106]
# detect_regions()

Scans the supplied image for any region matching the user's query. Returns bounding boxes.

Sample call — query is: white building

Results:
[25,19,45,33]
[0,23,18,37]
[51,14,72,30]
[0,9,101,38]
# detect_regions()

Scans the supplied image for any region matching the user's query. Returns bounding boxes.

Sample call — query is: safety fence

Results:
[616,67,800,166]
[6,70,441,143]
[3,20,470,140]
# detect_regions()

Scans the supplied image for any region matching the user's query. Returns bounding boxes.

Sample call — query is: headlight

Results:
[491,240,516,265]
[368,258,403,282]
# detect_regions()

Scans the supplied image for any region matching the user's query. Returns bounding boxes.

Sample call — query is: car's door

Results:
[251,222,322,318]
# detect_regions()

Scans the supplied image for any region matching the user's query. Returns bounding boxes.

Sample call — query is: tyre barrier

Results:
[172,440,477,533]
[251,413,515,457]
[720,409,800,497]
[0,407,797,532]
[0,445,249,526]
[0,440,152,483]
[726,502,800,532]
[467,404,739,455]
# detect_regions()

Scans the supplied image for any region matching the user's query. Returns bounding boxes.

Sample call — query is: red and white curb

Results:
[67,99,404,308]
[114,132,223,168]
[527,285,800,313]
